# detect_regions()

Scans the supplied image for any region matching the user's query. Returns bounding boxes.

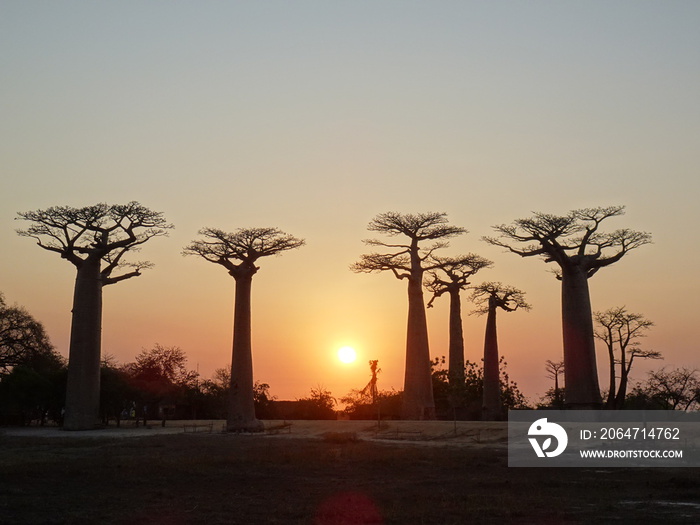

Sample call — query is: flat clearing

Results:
[1,419,507,444]
[1,420,699,524]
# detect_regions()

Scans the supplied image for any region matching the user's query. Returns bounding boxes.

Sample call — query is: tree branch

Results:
[16,202,173,274]
[183,226,305,276]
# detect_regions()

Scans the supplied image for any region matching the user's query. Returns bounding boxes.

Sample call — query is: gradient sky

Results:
[2,1,699,404]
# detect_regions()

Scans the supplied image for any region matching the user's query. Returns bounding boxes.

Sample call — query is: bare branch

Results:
[484,206,651,277]
[367,211,466,241]
[545,360,565,380]
[470,281,531,315]
[424,253,493,306]
[363,239,411,250]
[183,226,305,278]
[16,202,173,274]
[354,212,465,285]
[350,253,411,279]
[102,261,154,286]
[102,269,142,286]
[594,306,657,360]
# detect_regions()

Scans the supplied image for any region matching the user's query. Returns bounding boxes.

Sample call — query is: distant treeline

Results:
[2,292,698,426]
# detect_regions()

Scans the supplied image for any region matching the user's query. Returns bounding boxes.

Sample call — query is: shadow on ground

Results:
[1,420,699,524]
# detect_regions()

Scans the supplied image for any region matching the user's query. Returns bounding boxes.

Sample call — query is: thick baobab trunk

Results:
[227,275,264,432]
[447,289,465,388]
[64,259,103,430]
[561,268,602,408]
[401,276,436,420]
[482,297,501,420]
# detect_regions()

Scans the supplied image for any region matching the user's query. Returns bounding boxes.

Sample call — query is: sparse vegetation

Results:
[1,432,699,524]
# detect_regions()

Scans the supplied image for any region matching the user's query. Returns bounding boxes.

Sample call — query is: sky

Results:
[1,1,699,405]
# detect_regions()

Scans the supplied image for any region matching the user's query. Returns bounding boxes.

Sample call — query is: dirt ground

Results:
[1,420,699,524]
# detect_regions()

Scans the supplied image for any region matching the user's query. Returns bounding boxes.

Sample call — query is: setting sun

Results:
[337,346,357,364]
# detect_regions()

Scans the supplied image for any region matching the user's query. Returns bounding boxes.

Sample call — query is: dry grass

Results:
[1,425,699,524]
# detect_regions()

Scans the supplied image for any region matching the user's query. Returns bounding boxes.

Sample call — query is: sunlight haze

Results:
[1,1,699,405]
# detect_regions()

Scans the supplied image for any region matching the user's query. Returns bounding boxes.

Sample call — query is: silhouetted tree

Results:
[129,344,195,385]
[199,367,230,419]
[0,366,59,425]
[544,360,565,409]
[471,282,529,420]
[340,388,403,420]
[0,298,65,425]
[298,385,337,419]
[125,344,198,423]
[184,227,304,432]
[484,206,651,408]
[352,212,465,420]
[594,307,660,409]
[425,254,492,392]
[0,293,56,375]
[431,356,530,419]
[629,367,700,411]
[339,360,382,420]
[253,381,277,419]
[100,357,134,427]
[128,345,195,402]
[16,203,172,429]
[538,387,567,410]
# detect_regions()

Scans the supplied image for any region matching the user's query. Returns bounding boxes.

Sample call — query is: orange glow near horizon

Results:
[2,3,699,409]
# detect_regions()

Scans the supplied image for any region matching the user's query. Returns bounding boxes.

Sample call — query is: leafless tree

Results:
[545,360,565,409]
[636,367,700,411]
[471,282,530,420]
[594,307,660,409]
[16,203,172,430]
[351,212,465,420]
[484,206,651,408]
[425,254,492,390]
[183,227,304,432]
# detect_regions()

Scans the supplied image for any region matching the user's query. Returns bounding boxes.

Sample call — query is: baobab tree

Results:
[594,306,660,409]
[183,227,304,432]
[545,359,565,409]
[471,282,530,420]
[484,206,651,408]
[352,212,465,420]
[425,254,493,389]
[16,202,173,430]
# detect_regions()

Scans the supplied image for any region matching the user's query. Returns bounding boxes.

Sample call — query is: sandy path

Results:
[1,419,508,446]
